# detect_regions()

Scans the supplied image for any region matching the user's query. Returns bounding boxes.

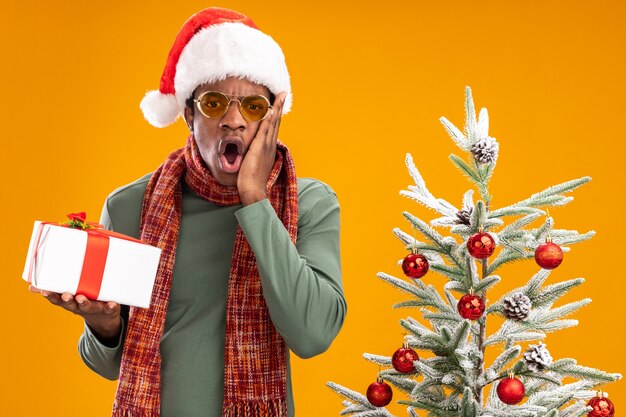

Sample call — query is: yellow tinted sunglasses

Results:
[193,91,272,122]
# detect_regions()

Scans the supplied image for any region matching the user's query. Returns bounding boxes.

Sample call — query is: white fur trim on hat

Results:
[140,90,181,128]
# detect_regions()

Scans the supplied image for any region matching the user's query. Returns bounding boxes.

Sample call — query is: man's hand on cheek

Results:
[237,92,287,206]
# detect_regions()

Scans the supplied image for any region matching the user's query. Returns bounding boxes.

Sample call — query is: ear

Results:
[184,105,194,132]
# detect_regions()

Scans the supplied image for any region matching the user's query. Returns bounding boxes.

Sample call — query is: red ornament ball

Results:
[402,253,429,279]
[497,376,525,405]
[467,232,496,259]
[457,293,485,320]
[535,242,563,269]
[366,379,393,407]
[587,395,615,417]
[392,346,419,373]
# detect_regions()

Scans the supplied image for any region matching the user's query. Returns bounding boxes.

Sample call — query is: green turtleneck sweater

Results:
[77,174,346,417]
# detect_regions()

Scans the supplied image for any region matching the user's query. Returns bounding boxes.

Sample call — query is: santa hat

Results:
[140,7,292,128]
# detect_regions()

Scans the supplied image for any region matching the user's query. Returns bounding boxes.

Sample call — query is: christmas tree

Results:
[327,87,621,416]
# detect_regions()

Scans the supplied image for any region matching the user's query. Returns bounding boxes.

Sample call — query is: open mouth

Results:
[218,138,244,174]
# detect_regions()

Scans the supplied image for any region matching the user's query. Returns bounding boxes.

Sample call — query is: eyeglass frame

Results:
[192,91,273,122]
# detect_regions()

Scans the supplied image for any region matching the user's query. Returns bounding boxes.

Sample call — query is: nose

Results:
[219,100,246,131]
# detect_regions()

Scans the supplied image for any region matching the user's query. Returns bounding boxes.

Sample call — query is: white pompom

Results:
[140,90,181,128]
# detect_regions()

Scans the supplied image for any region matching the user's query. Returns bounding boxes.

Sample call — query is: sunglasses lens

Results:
[240,95,270,121]
[198,92,229,118]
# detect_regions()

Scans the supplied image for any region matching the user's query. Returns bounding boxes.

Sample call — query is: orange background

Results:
[2,1,625,415]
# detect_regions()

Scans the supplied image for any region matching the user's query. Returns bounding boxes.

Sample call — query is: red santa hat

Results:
[140,7,292,128]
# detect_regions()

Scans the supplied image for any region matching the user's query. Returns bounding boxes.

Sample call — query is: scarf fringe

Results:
[112,406,160,417]
[223,399,288,417]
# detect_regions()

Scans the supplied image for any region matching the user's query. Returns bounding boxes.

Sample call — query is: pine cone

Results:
[523,342,553,372]
[471,136,499,164]
[454,207,473,225]
[503,292,532,321]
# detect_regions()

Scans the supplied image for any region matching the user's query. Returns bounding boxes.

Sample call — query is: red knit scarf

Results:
[112,134,298,416]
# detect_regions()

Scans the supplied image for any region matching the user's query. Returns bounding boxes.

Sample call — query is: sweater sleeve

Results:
[76,198,127,380]
[234,187,346,359]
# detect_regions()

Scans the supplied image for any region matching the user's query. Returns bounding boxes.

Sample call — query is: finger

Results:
[252,115,273,154]
[275,92,286,116]
[264,115,276,147]
[269,93,286,140]
[42,292,78,314]
[28,285,41,294]
[41,291,62,305]
[75,294,92,312]
[75,295,118,315]
[59,292,80,313]
[264,94,284,146]
[105,301,120,315]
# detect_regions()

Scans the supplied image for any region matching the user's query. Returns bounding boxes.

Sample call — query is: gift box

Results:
[22,212,161,308]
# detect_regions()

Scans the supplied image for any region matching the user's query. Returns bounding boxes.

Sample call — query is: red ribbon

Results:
[28,212,145,300]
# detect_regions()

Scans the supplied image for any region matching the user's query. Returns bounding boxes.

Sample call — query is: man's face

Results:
[184,77,271,187]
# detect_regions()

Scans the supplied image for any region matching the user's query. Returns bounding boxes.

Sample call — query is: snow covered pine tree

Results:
[327,87,621,417]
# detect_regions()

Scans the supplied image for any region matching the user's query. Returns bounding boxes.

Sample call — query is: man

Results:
[30,7,346,417]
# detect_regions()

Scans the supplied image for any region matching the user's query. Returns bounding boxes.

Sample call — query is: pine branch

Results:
[489,300,590,338]
[403,211,465,268]
[520,370,563,387]
[377,273,432,301]
[488,272,581,316]
[414,360,444,380]
[469,200,487,230]
[548,358,623,383]
[464,86,477,143]
[429,263,466,282]
[448,321,472,356]
[548,230,596,247]
[524,269,552,297]
[326,382,380,413]
[498,213,543,238]
[483,322,547,346]
[480,345,521,386]
[450,154,482,184]
[340,402,368,415]
[526,380,595,409]
[440,115,470,152]
[560,401,593,417]
[460,387,479,417]
[524,318,579,333]
[474,275,501,293]
[401,153,459,217]
[381,374,418,395]
[444,280,467,294]
[350,410,397,417]
[363,353,392,367]
[422,310,463,324]
[486,249,533,276]
[482,403,547,417]
[398,398,459,417]
[378,273,455,315]
[489,206,546,218]
[538,299,591,322]
[444,288,458,309]
[401,320,449,356]
[467,257,480,289]
[511,177,591,208]
[476,106,489,139]
[402,316,434,334]
[413,372,455,394]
